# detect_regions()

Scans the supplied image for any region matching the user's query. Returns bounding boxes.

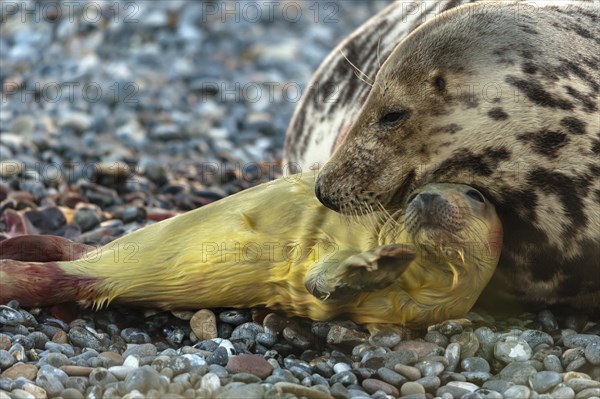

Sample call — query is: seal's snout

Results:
[315,178,340,212]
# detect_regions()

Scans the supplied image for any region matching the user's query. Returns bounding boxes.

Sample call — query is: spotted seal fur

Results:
[285,1,599,310]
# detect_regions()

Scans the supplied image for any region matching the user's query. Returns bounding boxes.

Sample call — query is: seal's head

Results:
[403,184,502,279]
[380,183,503,280]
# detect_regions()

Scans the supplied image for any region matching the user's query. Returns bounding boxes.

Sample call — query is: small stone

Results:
[333,363,351,374]
[330,371,358,386]
[362,378,400,396]
[566,378,600,392]
[461,357,491,373]
[330,382,349,399]
[445,343,461,372]
[369,330,401,348]
[544,354,563,372]
[416,375,441,392]
[451,332,480,359]
[59,365,93,376]
[327,325,368,346]
[99,352,123,366]
[120,328,151,344]
[21,382,47,399]
[424,331,449,347]
[401,381,426,396]
[0,350,14,369]
[68,327,103,351]
[60,388,84,399]
[207,347,229,366]
[376,367,406,387]
[520,330,554,350]
[283,325,312,349]
[122,365,162,394]
[231,322,264,341]
[439,321,464,336]
[415,360,445,377]
[584,340,600,365]
[108,365,137,379]
[531,371,562,393]
[1,363,38,380]
[503,384,531,399]
[575,388,600,399]
[499,362,537,385]
[6,389,34,399]
[88,367,118,387]
[274,382,334,399]
[494,337,533,363]
[462,371,492,385]
[200,372,221,392]
[215,382,264,399]
[564,334,600,349]
[393,340,439,358]
[394,363,421,381]
[219,310,251,325]
[191,310,218,341]
[551,386,576,399]
[437,384,471,398]
[226,354,273,379]
[123,343,157,358]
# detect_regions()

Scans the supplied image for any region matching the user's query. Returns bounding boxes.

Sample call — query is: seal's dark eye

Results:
[434,76,446,91]
[466,189,485,203]
[379,110,410,126]
[406,192,418,204]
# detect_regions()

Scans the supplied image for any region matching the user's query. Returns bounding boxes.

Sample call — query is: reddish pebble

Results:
[226,354,273,379]
[362,378,400,397]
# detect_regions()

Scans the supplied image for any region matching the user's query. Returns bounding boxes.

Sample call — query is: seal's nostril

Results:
[418,193,440,209]
[315,183,340,211]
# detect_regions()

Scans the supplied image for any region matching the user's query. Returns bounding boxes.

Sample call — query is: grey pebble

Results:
[503,385,531,399]
[563,334,600,348]
[0,350,14,369]
[461,371,492,385]
[499,362,538,385]
[123,343,158,359]
[123,365,163,394]
[376,367,406,387]
[415,360,445,377]
[89,367,119,387]
[543,354,564,372]
[551,386,576,399]
[461,357,490,373]
[369,330,401,348]
[445,342,461,372]
[531,371,563,393]
[330,371,359,386]
[206,346,229,366]
[495,337,533,363]
[584,340,600,365]
[219,310,251,325]
[120,328,151,344]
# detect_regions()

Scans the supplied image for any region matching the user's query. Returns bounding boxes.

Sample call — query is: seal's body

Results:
[0,174,502,328]
[285,1,600,310]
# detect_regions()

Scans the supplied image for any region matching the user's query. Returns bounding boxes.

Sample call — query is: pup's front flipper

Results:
[305,244,416,301]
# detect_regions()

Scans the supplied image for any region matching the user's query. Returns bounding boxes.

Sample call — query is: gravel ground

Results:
[1,1,599,398]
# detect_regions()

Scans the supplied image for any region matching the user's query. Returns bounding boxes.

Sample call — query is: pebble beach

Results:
[1,1,599,398]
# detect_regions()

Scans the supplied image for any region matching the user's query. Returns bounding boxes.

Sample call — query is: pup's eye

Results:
[466,189,485,203]
[379,110,410,126]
